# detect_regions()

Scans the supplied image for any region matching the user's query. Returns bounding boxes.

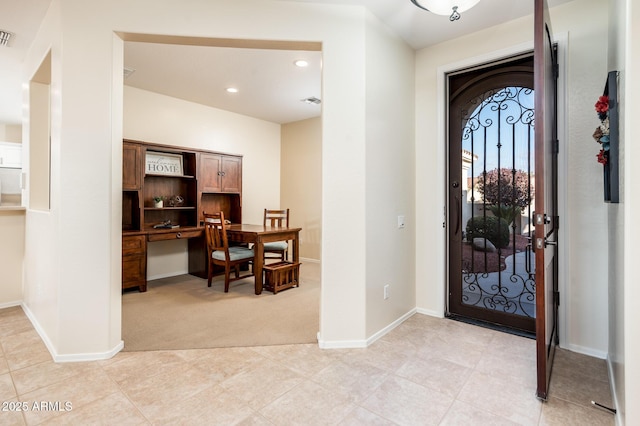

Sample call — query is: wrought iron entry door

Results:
[448,58,536,333]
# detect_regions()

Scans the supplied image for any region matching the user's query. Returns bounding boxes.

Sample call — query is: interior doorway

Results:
[447,54,537,334]
[119,34,323,350]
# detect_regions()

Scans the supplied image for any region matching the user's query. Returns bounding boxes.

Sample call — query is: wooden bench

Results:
[262,261,301,294]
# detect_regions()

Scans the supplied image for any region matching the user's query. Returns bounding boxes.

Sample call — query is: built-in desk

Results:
[122,224,302,295]
[122,227,204,292]
[121,139,243,292]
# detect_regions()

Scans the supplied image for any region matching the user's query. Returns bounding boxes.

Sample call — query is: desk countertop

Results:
[0,205,25,212]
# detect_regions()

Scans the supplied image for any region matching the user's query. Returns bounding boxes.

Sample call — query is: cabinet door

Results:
[199,153,222,192]
[123,142,141,190]
[0,142,22,169]
[221,156,242,193]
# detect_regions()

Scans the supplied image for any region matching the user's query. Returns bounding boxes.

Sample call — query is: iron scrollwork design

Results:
[460,86,536,318]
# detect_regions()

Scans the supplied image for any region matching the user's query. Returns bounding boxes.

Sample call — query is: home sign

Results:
[145,151,183,176]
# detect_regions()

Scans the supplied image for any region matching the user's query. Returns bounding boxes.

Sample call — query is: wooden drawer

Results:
[147,229,202,242]
[123,235,146,255]
[122,235,147,291]
[122,253,147,292]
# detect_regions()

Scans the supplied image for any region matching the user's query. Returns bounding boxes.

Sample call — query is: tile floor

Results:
[0,306,615,425]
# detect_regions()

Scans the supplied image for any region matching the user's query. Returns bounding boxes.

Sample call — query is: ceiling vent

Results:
[0,30,13,47]
[301,96,321,105]
[123,67,136,79]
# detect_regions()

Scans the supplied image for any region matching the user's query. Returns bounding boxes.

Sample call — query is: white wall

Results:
[364,13,416,338]
[22,0,68,358]
[621,0,640,424]
[608,1,640,423]
[415,0,610,355]
[22,0,413,358]
[607,0,626,422]
[556,0,610,357]
[124,86,281,279]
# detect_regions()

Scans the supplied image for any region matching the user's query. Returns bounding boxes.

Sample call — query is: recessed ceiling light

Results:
[294,60,309,68]
[226,87,238,93]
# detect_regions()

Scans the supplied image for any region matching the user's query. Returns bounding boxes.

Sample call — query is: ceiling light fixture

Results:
[410,0,480,21]
[0,30,13,47]
[294,60,309,68]
[226,87,239,93]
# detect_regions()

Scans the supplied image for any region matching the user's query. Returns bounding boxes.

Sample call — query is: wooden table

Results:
[226,224,301,295]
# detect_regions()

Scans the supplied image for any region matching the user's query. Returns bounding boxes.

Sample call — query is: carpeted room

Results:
[122,262,320,351]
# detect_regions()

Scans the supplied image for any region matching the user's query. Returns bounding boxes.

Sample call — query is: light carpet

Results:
[122,262,320,351]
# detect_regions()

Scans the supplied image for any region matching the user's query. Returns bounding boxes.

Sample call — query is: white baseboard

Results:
[416,307,445,318]
[0,300,22,310]
[366,308,417,346]
[300,257,320,264]
[606,354,623,426]
[317,308,417,349]
[317,335,367,349]
[563,342,608,360]
[21,303,124,363]
[53,341,124,363]
[21,303,56,360]
[147,270,189,281]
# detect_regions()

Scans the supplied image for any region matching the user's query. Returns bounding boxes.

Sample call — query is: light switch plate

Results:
[397,215,405,229]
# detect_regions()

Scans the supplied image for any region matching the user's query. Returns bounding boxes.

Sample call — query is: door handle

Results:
[452,181,461,236]
[454,196,461,236]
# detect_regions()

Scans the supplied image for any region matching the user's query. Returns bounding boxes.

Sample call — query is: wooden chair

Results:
[263,208,290,261]
[203,211,254,292]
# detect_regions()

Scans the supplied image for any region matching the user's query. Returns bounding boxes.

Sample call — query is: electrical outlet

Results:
[384,284,390,300]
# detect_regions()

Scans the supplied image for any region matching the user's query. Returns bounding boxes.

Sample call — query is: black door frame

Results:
[446,56,537,334]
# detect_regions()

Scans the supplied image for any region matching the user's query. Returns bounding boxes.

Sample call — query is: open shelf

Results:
[145,173,195,179]
[144,206,196,211]
[122,139,244,289]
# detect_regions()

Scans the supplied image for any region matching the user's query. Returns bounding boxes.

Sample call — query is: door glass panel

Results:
[460,86,536,318]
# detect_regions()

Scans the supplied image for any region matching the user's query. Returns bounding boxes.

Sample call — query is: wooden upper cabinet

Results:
[123,142,141,190]
[199,153,222,192]
[221,155,242,193]
[199,153,242,193]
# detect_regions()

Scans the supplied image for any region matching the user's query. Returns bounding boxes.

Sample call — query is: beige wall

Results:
[0,125,22,143]
[0,210,24,306]
[124,86,281,280]
[281,117,321,261]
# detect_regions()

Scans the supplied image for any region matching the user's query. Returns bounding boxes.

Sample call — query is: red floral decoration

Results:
[595,95,609,114]
[593,95,610,165]
[596,149,608,165]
